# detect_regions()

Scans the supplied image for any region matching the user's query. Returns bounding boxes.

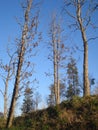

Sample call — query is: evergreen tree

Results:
[21,87,34,114]
[66,57,80,99]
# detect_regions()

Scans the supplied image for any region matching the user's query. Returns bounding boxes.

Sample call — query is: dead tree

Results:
[6,0,38,127]
[48,14,68,104]
[64,0,98,96]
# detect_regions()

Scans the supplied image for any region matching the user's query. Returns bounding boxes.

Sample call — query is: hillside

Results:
[1,95,98,130]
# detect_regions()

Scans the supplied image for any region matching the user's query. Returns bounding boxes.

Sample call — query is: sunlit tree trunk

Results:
[77,1,90,96]
[53,29,58,104]
[0,54,15,120]
[6,0,33,128]
[49,14,66,105]
[63,0,97,96]
[4,75,9,120]
[57,30,60,104]
[52,16,60,105]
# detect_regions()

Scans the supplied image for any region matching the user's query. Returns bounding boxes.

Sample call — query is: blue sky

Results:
[0,0,98,114]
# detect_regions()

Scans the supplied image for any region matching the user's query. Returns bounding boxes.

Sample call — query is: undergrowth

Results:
[1,95,98,130]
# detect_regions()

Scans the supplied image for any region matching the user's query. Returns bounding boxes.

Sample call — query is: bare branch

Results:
[84,16,91,30]
[0,89,4,96]
[64,8,77,20]
[0,73,6,82]
[87,36,98,42]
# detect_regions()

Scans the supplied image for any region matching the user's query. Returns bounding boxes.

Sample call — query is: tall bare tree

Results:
[6,0,40,127]
[48,14,68,104]
[48,14,58,104]
[64,0,98,96]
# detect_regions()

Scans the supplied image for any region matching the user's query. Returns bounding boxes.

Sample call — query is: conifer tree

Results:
[66,57,80,99]
[21,87,34,114]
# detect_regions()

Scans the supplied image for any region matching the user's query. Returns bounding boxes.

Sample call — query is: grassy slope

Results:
[1,95,98,130]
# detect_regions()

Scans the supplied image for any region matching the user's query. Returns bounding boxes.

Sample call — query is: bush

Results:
[1,95,98,130]
[0,118,6,128]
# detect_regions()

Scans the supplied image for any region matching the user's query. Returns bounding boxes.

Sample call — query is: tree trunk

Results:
[57,33,60,104]
[53,38,58,104]
[4,77,9,120]
[57,74,60,104]
[6,0,32,128]
[50,15,62,105]
[77,1,90,96]
[4,66,11,120]
[83,42,90,96]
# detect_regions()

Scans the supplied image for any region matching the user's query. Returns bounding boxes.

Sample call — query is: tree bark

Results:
[57,31,60,104]
[53,34,58,104]
[77,0,90,96]
[83,42,90,96]
[6,0,32,128]
[4,76,9,120]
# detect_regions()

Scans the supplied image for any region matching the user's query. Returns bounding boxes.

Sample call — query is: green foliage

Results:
[47,105,60,119]
[21,87,34,114]
[0,127,25,130]
[42,125,49,130]
[24,117,33,128]
[1,95,98,130]
[66,57,80,99]
[0,118,6,128]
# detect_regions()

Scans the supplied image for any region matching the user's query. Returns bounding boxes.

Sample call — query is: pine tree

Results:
[66,57,80,99]
[21,87,34,114]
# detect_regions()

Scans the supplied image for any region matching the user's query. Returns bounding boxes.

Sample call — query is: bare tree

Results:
[47,83,66,107]
[0,51,16,120]
[48,14,58,104]
[6,0,40,127]
[64,0,98,96]
[48,14,68,105]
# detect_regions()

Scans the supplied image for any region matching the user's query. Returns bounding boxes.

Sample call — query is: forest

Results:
[0,0,98,129]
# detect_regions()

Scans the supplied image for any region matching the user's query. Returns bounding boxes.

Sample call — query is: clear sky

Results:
[0,0,98,114]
